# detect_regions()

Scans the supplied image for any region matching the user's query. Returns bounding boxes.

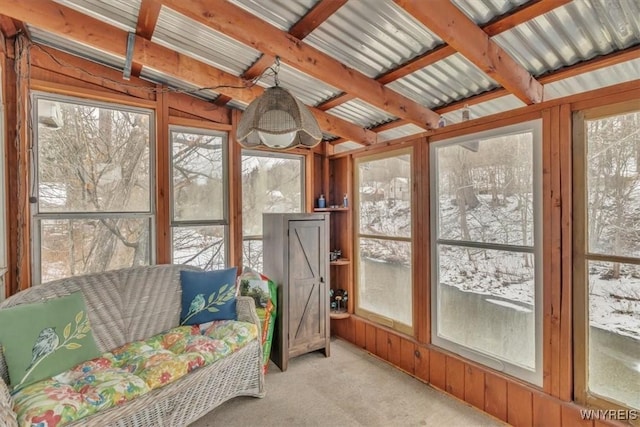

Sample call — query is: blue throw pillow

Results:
[179,267,238,326]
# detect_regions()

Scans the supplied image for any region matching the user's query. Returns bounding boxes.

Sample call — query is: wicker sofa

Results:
[0,265,265,426]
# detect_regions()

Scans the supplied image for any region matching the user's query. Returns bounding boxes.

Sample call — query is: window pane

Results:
[586,112,640,257]
[172,130,225,221]
[437,245,536,370]
[242,154,303,237]
[588,260,640,408]
[436,133,533,246]
[358,238,412,327]
[358,155,411,238]
[172,226,226,270]
[37,99,151,213]
[243,239,263,272]
[39,218,151,282]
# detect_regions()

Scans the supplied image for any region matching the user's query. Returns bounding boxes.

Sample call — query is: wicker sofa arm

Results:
[236,296,261,332]
[0,378,18,427]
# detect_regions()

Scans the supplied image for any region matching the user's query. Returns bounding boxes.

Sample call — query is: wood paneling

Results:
[387,333,401,367]
[399,338,415,375]
[414,344,429,383]
[354,319,366,348]
[561,404,594,427]
[484,372,508,422]
[365,323,377,353]
[445,356,465,400]
[464,364,485,410]
[376,328,388,361]
[533,392,562,427]
[429,351,446,390]
[507,381,533,427]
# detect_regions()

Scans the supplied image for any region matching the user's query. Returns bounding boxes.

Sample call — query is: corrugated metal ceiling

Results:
[17,0,640,152]
[305,0,442,78]
[228,0,318,31]
[53,0,140,32]
[27,25,126,71]
[152,6,262,76]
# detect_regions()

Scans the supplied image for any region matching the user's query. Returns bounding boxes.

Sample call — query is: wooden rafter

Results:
[288,0,347,40]
[131,0,162,77]
[225,0,346,107]
[0,0,376,145]
[158,0,441,129]
[369,43,640,135]
[317,0,568,111]
[395,0,543,105]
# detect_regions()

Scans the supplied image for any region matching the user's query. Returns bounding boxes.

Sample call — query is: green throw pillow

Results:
[0,292,101,391]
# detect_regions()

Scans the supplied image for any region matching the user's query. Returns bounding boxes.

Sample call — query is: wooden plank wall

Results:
[333,317,623,427]
[332,83,640,427]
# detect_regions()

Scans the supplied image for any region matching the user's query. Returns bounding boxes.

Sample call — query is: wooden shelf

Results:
[330,311,350,320]
[314,207,349,212]
[330,258,350,266]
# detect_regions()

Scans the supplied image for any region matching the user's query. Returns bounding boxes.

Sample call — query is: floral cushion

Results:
[204,320,259,352]
[12,362,149,427]
[11,321,258,426]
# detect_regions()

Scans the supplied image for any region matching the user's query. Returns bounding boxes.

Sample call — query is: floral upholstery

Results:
[11,321,259,426]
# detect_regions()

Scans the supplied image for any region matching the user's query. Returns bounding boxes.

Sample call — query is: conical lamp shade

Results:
[237,86,322,149]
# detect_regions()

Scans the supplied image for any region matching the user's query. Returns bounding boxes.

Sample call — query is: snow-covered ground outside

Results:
[360,194,639,340]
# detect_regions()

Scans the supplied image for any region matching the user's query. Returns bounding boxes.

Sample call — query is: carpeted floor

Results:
[190,338,506,427]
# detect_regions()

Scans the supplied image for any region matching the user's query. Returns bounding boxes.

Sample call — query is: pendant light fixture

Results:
[236,57,322,149]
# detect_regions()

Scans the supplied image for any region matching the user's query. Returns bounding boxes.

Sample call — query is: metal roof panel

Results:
[493,0,640,76]
[53,0,140,31]
[152,6,262,76]
[327,98,397,128]
[387,53,498,108]
[305,0,442,78]
[228,0,318,31]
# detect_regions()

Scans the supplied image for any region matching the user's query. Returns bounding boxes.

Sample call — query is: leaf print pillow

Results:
[179,267,238,326]
[0,292,101,391]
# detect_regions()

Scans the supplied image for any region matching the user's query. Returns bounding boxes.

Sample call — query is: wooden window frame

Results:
[430,119,544,386]
[572,99,640,411]
[31,92,156,284]
[354,147,414,336]
[169,125,230,268]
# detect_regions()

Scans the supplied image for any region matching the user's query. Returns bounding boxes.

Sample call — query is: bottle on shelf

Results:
[318,194,326,208]
[343,193,348,208]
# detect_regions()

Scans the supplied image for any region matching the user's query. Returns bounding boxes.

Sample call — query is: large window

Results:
[241,151,304,271]
[355,149,412,334]
[431,120,542,385]
[33,94,154,283]
[575,105,639,410]
[170,127,228,269]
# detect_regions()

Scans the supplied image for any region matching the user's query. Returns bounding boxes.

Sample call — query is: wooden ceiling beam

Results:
[317,0,567,111]
[131,0,162,77]
[370,43,640,134]
[395,0,543,105]
[232,0,346,106]
[0,0,376,145]
[288,0,347,40]
[159,0,441,129]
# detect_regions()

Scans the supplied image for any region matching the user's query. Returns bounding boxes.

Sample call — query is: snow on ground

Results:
[360,194,639,340]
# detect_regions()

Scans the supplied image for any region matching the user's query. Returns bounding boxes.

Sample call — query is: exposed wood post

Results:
[14,35,31,290]
[229,109,243,269]
[155,85,170,264]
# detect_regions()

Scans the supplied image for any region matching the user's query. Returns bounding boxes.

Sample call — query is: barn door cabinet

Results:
[263,212,330,371]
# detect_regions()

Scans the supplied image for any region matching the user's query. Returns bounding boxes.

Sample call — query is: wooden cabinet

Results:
[263,212,330,371]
